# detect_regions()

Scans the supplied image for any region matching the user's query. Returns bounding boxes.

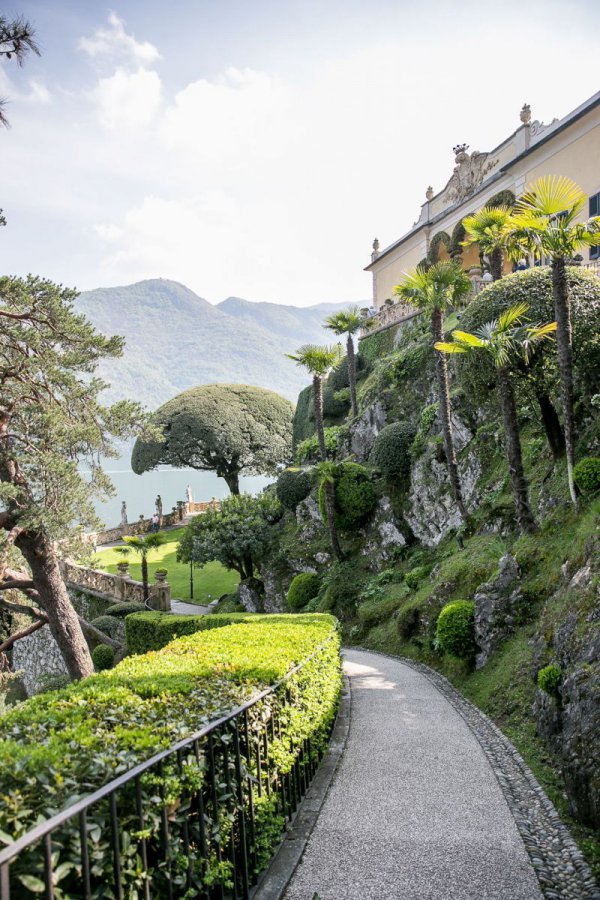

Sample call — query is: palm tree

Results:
[462,205,514,281]
[287,344,343,560]
[324,306,362,417]
[435,303,557,534]
[506,175,600,505]
[394,261,472,519]
[118,532,166,602]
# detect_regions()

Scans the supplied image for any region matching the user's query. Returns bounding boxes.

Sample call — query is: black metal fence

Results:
[0,642,336,899]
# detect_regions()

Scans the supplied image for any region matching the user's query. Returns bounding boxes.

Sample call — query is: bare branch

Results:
[0,618,45,653]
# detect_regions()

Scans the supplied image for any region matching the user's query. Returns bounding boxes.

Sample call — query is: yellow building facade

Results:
[364,91,600,330]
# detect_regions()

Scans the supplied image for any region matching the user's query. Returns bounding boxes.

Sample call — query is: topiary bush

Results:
[370,422,416,480]
[318,462,377,532]
[276,468,312,510]
[537,663,562,698]
[436,601,476,660]
[287,572,321,610]
[104,601,145,619]
[90,615,125,644]
[573,457,600,497]
[92,643,115,671]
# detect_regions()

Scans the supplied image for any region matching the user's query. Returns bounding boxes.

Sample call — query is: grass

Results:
[93,527,239,604]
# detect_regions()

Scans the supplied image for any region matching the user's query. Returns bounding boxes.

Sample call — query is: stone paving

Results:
[285,649,544,900]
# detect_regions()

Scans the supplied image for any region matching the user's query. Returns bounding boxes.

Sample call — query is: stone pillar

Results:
[149,581,171,612]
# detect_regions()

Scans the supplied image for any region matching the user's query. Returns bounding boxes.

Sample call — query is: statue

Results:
[120,501,127,527]
[186,484,193,504]
[155,494,163,518]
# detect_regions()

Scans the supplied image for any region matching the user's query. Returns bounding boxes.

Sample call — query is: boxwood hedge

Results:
[0,614,340,896]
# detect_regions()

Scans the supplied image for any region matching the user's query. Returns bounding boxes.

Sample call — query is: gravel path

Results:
[284,648,543,900]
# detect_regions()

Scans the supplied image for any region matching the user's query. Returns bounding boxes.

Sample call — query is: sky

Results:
[1,0,598,306]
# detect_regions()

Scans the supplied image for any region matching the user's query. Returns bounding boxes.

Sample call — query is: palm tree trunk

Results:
[431,307,468,519]
[536,390,565,460]
[346,334,359,418]
[323,479,344,562]
[552,258,577,505]
[313,374,326,461]
[496,367,537,533]
[17,530,94,679]
[141,554,149,602]
[490,247,503,281]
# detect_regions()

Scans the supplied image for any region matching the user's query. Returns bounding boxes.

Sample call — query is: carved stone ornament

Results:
[426,185,434,201]
[531,117,559,138]
[443,145,499,205]
[520,103,531,125]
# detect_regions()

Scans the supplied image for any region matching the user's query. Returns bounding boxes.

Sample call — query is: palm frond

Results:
[434,340,467,354]
[497,302,530,332]
[516,175,585,218]
[449,330,486,348]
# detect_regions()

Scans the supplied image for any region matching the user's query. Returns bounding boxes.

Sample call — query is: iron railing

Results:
[0,636,338,899]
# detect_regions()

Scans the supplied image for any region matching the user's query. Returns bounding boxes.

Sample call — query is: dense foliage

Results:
[436,601,476,660]
[131,384,293,494]
[287,573,320,610]
[292,383,315,447]
[0,615,340,896]
[537,663,562,698]
[276,468,312,510]
[295,425,345,464]
[91,643,114,671]
[573,458,600,497]
[370,422,416,480]
[177,493,282,581]
[318,462,377,533]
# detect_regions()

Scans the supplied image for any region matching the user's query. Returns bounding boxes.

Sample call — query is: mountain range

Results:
[76,279,357,408]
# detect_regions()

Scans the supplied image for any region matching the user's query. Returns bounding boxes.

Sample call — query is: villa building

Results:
[363,90,600,336]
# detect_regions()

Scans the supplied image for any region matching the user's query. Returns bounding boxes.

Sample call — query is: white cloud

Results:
[24,80,52,104]
[90,66,162,129]
[79,12,160,66]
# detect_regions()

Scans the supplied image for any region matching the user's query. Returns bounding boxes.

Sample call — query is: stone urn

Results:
[116,561,130,576]
[154,570,168,584]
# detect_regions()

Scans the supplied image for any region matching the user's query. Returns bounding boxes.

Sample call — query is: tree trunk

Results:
[141,554,149,602]
[314,374,326,461]
[243,555,254,579]
[16,531,94,679]
[496,367,537,534]
[323,479,344,562]
[224,471,240,495]
[552,258,577,505]
[490,247,503,281]
[346,335,359,418]
[536,390,566,460]
[431,307,468,519]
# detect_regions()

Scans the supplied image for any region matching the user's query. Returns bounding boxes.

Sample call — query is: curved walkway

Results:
[285,648,542,900]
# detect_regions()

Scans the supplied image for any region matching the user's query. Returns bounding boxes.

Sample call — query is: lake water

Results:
[92,451,272,530]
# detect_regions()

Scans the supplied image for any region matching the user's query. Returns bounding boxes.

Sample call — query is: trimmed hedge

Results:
[104,601,145,619]
[276,467,312,510]
[436,601,477,660]
[287,573,320,610]
[573,457,600,497]
[92,643,114,671]
[0,614,341,895]
[370,422,415,480]
[90,615,125,643]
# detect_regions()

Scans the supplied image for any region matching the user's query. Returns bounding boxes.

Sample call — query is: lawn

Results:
[93,527,239,604]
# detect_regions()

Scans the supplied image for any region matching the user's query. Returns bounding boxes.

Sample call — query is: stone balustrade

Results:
[61,560,171,611]
[85,499,221,547]
[358,302,419,339]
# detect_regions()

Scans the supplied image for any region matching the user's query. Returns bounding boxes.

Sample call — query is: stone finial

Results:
[520,103,531,125]
[426,185,434,201]
[371,238,380,263]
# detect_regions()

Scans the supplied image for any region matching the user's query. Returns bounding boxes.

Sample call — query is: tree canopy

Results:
[131,384,294,495]
[177,493,282,580]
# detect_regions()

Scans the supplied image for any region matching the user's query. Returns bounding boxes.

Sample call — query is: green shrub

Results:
[295,426,344,464]
[405,565,430,591]
[370,422,415,480]
[92,644,115,671]
[287,573,320,610]
[104,601,145,619]
[436,601,476,660]
[323,369,349,417]
[318,559,365,618]
[573,457,600,497]
[90,615,125,643]
[396,603,420,639]
[537,663,562,698]
[318,462,377,532]
[359,327,397,365]
[0,615,340,896]
[276,468,312,510]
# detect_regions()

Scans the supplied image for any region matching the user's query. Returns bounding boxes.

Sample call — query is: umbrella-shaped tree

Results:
[506,176,600,504]
[435,303,557,534]
[394,261,472,519]
[324,306,362,417]
[287,344,343,560]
